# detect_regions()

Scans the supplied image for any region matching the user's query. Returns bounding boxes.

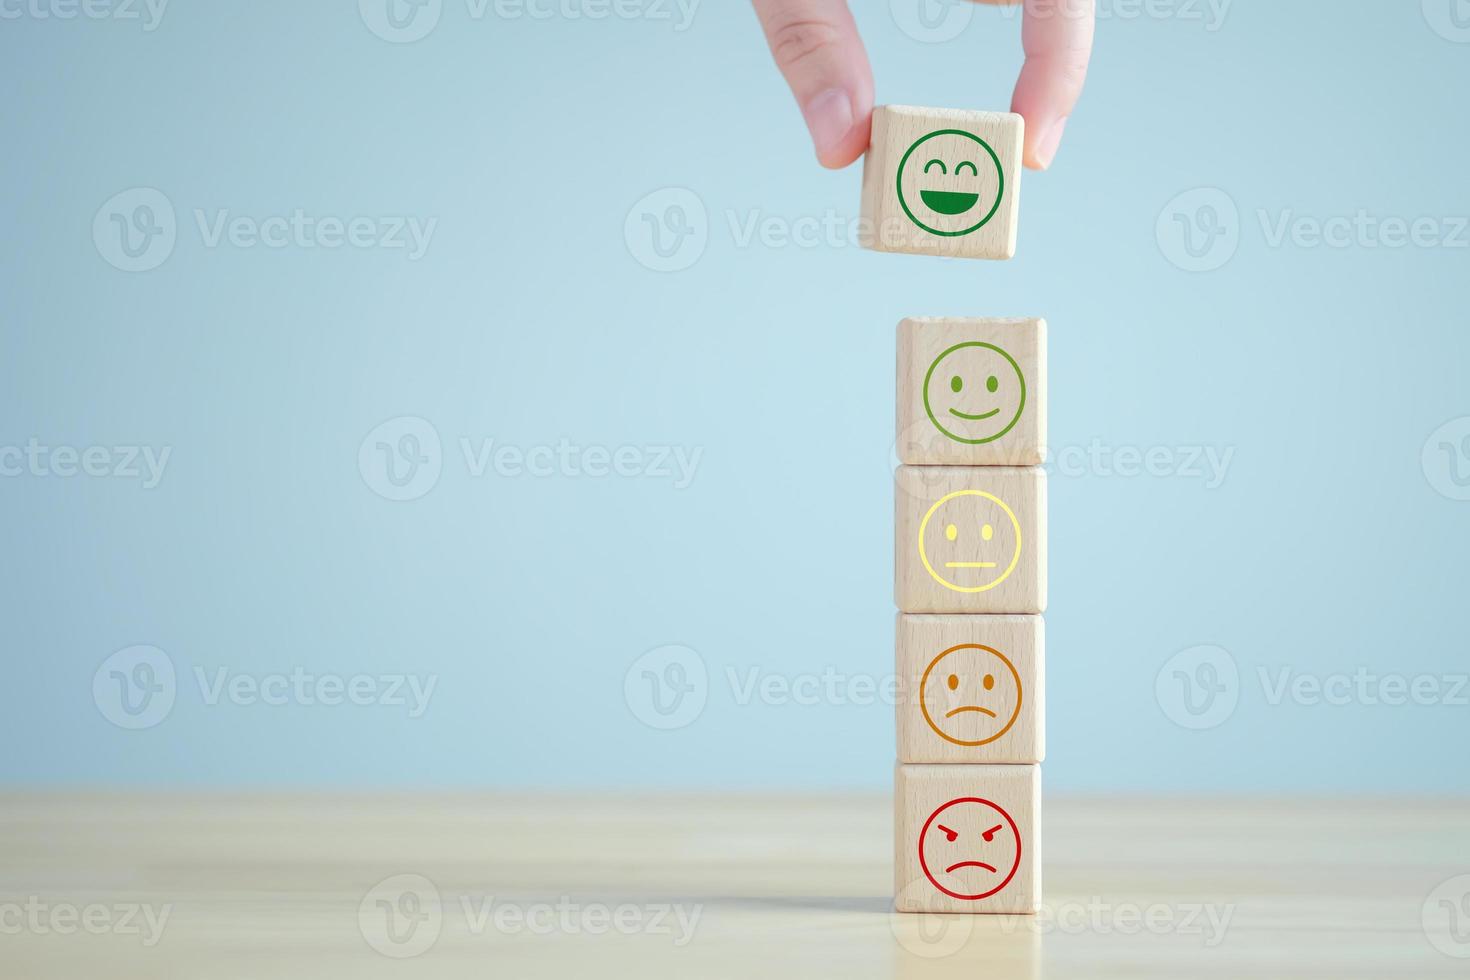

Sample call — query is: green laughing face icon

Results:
[897,129,1005,237]
[923,342,1026,445]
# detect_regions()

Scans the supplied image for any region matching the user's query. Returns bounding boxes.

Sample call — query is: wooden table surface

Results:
[2,794,1465,978]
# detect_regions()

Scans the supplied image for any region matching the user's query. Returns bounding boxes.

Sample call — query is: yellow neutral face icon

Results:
[917,489,1022,592]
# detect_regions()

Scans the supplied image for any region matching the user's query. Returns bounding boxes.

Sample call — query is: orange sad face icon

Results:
[919,644,1022,747]
[918,797,1022,901]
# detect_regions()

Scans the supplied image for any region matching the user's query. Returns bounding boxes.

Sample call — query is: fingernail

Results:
[1033,116,1068,170]
[801,88,854,165]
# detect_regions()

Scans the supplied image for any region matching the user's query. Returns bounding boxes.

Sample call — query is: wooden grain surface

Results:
[1,793,1465,978]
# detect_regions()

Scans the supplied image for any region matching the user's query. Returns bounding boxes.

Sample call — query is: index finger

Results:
[1008,0,1095,169]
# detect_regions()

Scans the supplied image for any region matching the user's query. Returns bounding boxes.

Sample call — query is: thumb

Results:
[751,0,874,168]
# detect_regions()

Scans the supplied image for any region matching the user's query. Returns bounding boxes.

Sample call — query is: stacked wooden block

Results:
[860,107,1046,914]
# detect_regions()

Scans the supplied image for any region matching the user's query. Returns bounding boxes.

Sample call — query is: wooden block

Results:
[861,105,1023,260]
[894,466,1046,614]
[897,614,1044,764]
[897,317,1046,466]
[895,763,1040,913]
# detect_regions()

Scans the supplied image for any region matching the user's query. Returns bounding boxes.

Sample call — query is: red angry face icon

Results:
[918,796,1022,900]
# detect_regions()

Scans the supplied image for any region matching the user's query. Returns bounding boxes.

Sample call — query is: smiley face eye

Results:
[956,161,978,177]
[986,375,999,393]
[924,159,947,175]
[981,824,1002,842]
[950,375,963,393]
[938,824,959,842]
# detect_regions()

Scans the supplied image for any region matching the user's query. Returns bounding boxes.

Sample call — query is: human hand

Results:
[751,0,1094,170]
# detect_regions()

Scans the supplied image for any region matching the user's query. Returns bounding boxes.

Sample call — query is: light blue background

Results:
[2,1,1467,792]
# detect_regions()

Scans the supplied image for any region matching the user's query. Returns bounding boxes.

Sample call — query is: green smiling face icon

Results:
[897,129,1004,237]
[923,342,1026,445]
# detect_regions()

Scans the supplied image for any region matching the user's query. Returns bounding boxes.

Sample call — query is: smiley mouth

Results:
[920,189,980,215]
[944,561,997,569]
[949,407,1000,421]
[945,705,997,718]
[945,860,997,874]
